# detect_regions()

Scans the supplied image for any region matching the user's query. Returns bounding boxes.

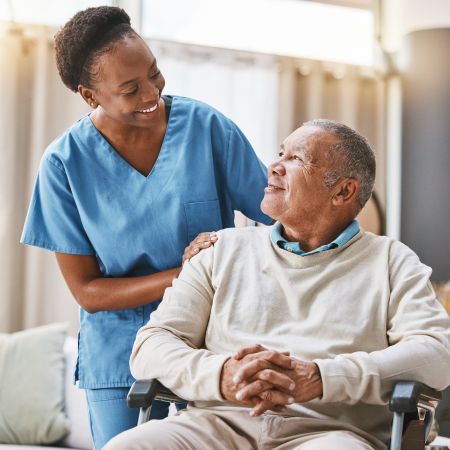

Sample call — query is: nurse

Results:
[21,5,272,450]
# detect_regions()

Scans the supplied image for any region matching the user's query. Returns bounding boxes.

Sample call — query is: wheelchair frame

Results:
[127,379,443,450]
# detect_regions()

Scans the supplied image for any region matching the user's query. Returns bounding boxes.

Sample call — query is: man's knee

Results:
[103,421,162,450]
[293,431,375,450]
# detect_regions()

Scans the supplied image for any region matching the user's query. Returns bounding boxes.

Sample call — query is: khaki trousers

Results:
[103,409,385,450]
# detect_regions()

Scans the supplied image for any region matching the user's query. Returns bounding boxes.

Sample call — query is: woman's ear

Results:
[332,178,360,206]
[79,86,98,109]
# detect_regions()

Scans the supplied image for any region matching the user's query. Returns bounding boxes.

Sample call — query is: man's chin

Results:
[261,199,279,222]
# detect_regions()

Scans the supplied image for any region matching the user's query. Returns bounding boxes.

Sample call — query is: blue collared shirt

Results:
[271,220,360,256]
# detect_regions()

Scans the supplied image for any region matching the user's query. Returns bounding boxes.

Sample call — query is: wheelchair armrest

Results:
[389,381,442,413]
[127,379,188,409]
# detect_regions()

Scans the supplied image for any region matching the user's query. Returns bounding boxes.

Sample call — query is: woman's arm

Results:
[55,232,217,313]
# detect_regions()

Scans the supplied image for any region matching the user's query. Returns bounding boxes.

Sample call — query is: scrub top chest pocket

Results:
[184,200,223,243]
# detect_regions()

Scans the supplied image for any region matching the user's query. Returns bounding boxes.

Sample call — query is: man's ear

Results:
[332,178,359,206]
[79,85,98,110]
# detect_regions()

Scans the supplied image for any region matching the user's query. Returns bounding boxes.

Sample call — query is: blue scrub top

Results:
[21,96,272,389]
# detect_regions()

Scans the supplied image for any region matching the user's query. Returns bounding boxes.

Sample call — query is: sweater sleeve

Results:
[129,244,229,402]
[314,240,450,405]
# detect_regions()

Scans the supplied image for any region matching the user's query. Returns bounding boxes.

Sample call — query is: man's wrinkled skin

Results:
[220,126,360,416]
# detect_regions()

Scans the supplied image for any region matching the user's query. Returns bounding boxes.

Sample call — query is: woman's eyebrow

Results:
[118,59,157,88]
[118,78,139,88]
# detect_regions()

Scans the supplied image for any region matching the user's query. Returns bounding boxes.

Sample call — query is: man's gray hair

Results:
[303,119,376,210]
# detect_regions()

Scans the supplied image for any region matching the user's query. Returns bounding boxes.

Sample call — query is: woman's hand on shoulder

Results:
[182,232,218,265]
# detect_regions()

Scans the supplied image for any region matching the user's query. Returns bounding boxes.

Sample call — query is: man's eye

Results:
[279,152,284,157]
[150,71,161,79]
[294,155,302,161]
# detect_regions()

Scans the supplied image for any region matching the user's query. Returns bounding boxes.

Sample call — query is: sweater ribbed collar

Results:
[267,226,366,268]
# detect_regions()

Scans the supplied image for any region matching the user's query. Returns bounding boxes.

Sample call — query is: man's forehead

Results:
[282,126,337,156]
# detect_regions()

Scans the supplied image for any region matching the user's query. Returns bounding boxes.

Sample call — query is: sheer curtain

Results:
[147,39,280,166]
[0,23,90,336]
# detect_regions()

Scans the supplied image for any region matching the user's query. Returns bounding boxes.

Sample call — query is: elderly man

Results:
[105,120,450,450]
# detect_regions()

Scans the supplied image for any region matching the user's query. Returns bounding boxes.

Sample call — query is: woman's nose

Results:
[141,80,160,103]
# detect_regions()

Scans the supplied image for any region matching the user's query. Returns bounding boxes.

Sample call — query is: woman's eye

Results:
[279,151,284,157]
[294,155,302,161]
[150,71,161,79]
[125,87,138,96]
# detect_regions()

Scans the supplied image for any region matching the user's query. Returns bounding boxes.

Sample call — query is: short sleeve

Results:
[21,157,95,255]
[226,122,273,225]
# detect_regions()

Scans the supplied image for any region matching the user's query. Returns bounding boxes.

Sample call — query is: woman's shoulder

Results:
[43,114,92,167]
[171,96,231,124]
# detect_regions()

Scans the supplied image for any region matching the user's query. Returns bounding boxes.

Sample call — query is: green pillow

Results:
[0,323,71,445]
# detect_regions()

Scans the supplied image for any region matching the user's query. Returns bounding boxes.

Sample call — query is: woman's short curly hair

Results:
[55,6,136,93]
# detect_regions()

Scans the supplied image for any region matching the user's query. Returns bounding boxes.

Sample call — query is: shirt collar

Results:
[271,219,360,256]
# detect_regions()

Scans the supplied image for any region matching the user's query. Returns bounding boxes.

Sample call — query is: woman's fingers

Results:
[194,232,217,244]
[182,232,218,264]
[190,232,217,252]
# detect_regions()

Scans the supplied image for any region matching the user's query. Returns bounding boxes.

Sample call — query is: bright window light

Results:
[0,0,112,27]
[142,0,374,66]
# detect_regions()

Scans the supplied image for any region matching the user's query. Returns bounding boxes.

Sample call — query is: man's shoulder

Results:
[357,231,426,270]
[215,226,271,252]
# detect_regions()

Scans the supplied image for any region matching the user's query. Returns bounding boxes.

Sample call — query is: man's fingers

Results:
[233,359,273,384]
[235,380,273,401]
[237,371,295,398]
[233,356,295,385]
[258,388,295,406]
[255,350,295,370]
[237,380,294,405]
[232,344,269,360]
[250,399,285,417]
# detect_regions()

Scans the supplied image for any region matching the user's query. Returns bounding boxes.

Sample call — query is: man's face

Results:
[261,126,338,225]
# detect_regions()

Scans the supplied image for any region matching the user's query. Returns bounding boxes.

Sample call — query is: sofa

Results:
[0,336,93,450]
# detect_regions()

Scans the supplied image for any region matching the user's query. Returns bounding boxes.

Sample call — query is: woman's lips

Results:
[135,102,159,116]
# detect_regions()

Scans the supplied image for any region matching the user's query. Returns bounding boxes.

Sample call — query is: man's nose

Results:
[269,160,286,176]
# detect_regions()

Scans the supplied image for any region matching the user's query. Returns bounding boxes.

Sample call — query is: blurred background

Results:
[0,0,449,340]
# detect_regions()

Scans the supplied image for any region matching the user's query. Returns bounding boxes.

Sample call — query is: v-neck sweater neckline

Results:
[268,226,366,268]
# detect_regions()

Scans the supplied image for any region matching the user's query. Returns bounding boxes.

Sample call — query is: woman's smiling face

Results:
[81,35,166,128]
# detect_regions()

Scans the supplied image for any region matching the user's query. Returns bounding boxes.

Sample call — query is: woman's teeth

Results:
[139,104,158,113]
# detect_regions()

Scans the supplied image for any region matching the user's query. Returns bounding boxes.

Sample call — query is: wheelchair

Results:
[127,379,447,450]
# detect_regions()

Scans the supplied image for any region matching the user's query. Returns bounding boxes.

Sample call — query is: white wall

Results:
[382,0,450,52]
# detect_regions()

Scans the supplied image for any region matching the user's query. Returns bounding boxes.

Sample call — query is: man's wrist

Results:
[313,363,324,398]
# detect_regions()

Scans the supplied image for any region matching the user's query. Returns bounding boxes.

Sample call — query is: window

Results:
[142,0,374,66]
[0,0,113,27]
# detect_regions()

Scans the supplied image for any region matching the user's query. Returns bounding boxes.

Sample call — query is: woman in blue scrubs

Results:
[21,6,272,449]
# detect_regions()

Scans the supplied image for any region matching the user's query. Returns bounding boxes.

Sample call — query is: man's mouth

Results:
[267,184,284,190]
[135,103,158,114]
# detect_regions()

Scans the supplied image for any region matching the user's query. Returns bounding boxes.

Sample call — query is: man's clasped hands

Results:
[220,344,324,417]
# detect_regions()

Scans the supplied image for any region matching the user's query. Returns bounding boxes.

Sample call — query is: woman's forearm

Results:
[55,252,182,313]
[80,267,182,313]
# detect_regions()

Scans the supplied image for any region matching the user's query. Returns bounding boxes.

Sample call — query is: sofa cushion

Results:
[0,323,70,445]
[57,337,93,450]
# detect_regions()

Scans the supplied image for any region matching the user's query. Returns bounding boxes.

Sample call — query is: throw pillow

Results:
[0,323,71,445]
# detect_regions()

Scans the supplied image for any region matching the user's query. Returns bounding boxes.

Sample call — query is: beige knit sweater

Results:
[130,226,450,445]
